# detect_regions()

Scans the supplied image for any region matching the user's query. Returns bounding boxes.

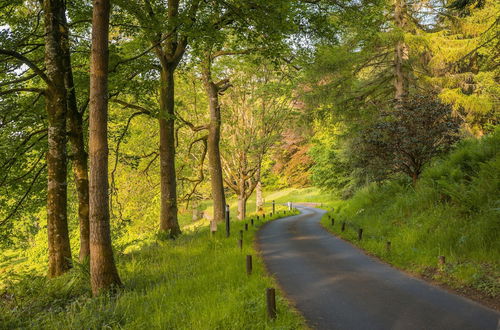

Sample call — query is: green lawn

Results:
[0,210,306,329]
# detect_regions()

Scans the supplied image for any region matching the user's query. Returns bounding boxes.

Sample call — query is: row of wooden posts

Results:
[328,214,448,268]
[210,200,295,320]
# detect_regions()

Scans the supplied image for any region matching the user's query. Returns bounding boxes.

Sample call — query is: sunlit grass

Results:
[0,210,305,329]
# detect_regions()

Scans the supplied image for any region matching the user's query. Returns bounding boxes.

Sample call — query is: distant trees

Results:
[221,62,292,220]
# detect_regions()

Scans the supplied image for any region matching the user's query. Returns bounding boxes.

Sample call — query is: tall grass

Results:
[1,210,305,329]
[322,130,500,298]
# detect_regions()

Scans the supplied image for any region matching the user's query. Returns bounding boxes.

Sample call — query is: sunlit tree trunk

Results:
[255,166,264,212]
[60,5,90,262]
[237,194,247,220]
[42,0,72,278]
[158,64,181,237]
[394,0,409,103]
[89,0,121,295]
[202,56,226,223]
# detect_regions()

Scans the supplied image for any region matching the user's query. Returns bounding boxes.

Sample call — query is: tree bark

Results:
[237,194,247,221]
[42,0,72,278]
[89,0,121,295]
[394,0,409,103]
[255,164,264,212]
[60,4,90,262]
[203,59,226,223]
[158,64,181,238]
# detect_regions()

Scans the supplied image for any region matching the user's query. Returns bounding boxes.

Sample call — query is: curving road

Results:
[257,206,499,330]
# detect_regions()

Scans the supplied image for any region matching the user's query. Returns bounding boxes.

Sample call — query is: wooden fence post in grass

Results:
[341,222,346,232]
[246,255,252,275]
[386,241,391,253]
[257,215,260,221]
[266,288,277,320]
[225,204,231,237]
[331,217,335,226]
[272,200,275,214]
[358,228,363,240]
[263,213,266,219]
[438,256,446,269]
[238,239,243,251]
[245,223,248,231]
[251,218,254,226]
[210,220,217,235]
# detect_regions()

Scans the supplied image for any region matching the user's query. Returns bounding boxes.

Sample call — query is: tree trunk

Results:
[88,0,121,295]
[255,165,263,212]
[394,0,409,103]
[158,64,181,238]
[237,194,247,221]
[60,5,90,262]
[205,78,226,223]
[42,0,72,278]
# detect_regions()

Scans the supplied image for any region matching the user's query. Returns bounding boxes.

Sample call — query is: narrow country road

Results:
[257,206,499,330]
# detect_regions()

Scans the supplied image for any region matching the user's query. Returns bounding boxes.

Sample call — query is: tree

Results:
[88,0,122,295]
[354,95,462,184]
[221,61,292,220]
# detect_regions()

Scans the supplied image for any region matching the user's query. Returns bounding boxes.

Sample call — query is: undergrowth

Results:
[0,209,305,329]
[321,130,499,299]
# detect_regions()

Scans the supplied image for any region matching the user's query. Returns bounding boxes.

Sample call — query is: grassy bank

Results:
[321,131,499,306]
[0,209,305,329]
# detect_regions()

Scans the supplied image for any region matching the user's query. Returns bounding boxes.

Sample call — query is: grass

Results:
[0,208,306,329]
[320,131,500,302]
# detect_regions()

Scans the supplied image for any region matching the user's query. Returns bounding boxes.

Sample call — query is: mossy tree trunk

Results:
[42,0,72,278]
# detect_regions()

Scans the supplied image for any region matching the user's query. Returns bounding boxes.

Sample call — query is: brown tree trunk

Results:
[60,4,90,262]
[255,165,263,212]
[158,64,181,238]
[42,0,72,278]
[394,0,409,103]
[237,194,247,221]
[88,0,121,295]
[204,71,226,223]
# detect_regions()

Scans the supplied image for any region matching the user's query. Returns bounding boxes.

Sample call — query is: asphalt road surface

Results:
[257,205,499,330]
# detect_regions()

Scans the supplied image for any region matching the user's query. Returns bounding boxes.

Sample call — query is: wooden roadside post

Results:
[246,255,252,275]
[341,222,346,232]
[438,256,446,270]
[331,217,335,226]
[266,288,277,320]
[386,241,391,253]
[210,220,217,235]
[358,228,363,240]
[272,200,275,214]
[244,223,248,231]
[251,218,254,226]
[225,204,230,237]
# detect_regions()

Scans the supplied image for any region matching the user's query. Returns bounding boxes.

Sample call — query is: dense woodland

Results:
[0,0,498,327]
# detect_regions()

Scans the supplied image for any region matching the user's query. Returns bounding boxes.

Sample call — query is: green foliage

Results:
[1,211,304,329]
[353,95,463,182]
[322,130,500,297]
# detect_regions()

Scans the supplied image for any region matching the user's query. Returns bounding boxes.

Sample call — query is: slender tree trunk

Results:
[89,0,121,295]
[204,75,226,223]
[42,0,72,278]
[255,166,263,212]
[60,6,90,262]
[394,0,408,102]
[237,194,247,221]
[158,64,181,238]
